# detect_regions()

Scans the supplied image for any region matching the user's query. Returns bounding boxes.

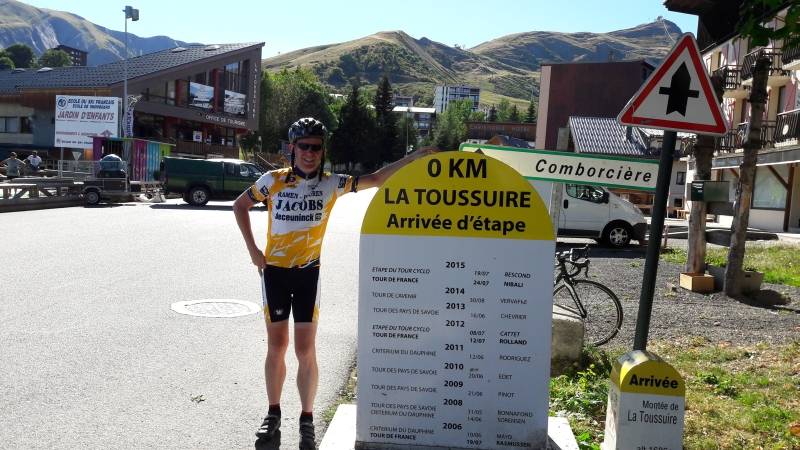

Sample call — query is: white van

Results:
[532,181,647,248]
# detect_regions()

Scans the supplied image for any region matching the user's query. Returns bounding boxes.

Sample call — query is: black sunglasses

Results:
[295,142,323,152]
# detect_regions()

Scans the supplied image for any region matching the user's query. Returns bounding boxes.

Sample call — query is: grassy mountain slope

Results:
[471,20,682,69]
[264,21,682,107]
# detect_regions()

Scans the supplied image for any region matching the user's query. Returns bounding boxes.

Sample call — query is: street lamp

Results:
[123,5,139,137]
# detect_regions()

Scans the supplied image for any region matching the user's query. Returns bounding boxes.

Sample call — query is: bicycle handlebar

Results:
[555,245,591,277]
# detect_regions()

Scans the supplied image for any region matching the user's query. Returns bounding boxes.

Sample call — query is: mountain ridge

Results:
[0,0,682,105]
[0,0,193,65]
[263,20,682,105]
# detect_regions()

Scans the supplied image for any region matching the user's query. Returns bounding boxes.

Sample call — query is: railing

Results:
[715,121,776,152]
[741,48,789,80]
[715,127,743,152]
[781,46,800,65]
[56,160,129,181]
[173,140,239,159]
[712,65,742,90]
[775,109,800,143]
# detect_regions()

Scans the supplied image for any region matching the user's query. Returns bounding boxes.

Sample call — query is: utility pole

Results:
[123,6,139,137]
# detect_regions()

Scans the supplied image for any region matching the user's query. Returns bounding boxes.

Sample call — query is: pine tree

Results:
[330,79,377,172]
[524,100,536,123]
[509,105,520,122]
[374,75,402,163]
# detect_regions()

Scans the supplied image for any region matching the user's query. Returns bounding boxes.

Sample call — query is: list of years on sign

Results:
[365,255,537,449]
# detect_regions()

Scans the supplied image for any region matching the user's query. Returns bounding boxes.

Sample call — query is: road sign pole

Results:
[633,130,676,351]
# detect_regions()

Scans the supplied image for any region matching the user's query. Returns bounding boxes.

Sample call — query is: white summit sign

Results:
[460,144,659,191]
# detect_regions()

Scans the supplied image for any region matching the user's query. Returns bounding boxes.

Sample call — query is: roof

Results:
[485,135,534,149]
[541,59,654,69]
[568,116,656,157]
[392,106,436,113]
[0,42,263,94]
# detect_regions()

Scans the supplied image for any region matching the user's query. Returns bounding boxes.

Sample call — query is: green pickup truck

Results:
[161,157,264,206]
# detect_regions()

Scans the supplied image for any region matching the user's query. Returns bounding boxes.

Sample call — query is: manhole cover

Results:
[171,299,261,318]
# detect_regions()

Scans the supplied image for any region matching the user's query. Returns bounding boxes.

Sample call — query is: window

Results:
[0,117,20,133]
[225,162,237,176]
[191,72,207,85]
[166,80,176,106]
[752,166,787,209]
[674,198,684,208]
[676,171,686,185]
[20,117,31,133]
[565,184,605,203]
[245,164,262,177]
[778,86,787,114]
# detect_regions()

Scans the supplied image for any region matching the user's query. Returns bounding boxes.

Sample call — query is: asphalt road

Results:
[0,191,374,450]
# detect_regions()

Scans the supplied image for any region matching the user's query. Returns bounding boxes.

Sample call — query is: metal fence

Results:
[57,160,129,181]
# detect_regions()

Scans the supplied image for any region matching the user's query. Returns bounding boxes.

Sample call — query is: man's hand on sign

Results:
[415,146,439,157]
[359,146,439,190]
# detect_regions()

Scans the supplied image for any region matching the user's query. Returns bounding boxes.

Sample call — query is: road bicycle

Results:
[553,245,622,346]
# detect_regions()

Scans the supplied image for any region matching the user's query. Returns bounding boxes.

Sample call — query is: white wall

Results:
[790,165,800,232]
[749,209,785,231]
[668,160,687,210]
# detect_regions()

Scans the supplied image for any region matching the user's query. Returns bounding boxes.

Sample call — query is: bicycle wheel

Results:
[553,283,581,317]
[554,280,622,346]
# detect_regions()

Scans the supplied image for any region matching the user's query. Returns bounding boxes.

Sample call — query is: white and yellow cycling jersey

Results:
[248,168,355,268]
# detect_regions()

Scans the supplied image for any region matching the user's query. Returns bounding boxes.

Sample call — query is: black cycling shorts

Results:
[261,264,320,323]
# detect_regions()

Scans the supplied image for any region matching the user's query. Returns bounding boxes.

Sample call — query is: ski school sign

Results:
[460,144,660,191]
[54,95,119,148]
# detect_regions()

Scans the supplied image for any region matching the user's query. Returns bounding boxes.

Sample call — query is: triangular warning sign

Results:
[618,33,727,136]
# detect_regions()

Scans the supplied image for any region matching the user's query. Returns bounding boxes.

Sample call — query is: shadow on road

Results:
[83,203,129,209]
[149,203,268,212]
[556,242,646,260]
[656,225,779,244]
[149,204,234,211]
[254,431,281,450]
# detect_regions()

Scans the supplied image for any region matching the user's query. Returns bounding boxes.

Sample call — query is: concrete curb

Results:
[0,197,82,212]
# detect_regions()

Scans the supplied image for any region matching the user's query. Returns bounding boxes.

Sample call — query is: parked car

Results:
[161,157,263,206]
[553,183,647,248]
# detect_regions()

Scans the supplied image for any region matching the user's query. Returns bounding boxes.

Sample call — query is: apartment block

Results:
[433,85,480,113]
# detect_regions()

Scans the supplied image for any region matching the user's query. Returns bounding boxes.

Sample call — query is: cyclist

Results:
[233,117,434,449]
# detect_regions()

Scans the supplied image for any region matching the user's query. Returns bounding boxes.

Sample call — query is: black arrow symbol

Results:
[658,63,699,116]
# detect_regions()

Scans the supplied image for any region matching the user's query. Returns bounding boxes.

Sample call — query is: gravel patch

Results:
[560,244,800,347]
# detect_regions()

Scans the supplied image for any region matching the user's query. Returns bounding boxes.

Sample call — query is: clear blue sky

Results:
[19,0,697,58]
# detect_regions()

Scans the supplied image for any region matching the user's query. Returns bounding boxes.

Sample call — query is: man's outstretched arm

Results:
[357,146,438,190]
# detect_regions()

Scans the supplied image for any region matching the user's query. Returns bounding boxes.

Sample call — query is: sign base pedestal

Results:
[322,405,579,450]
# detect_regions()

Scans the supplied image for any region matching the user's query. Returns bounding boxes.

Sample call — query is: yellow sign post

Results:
[603,351,685,449]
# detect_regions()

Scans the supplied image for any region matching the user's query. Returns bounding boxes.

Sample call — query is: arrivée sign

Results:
[356,153,555,449]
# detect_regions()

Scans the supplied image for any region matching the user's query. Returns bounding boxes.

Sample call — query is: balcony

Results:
[774,109,800,146]
[741,49,791,87]
[781,46,800,71]
[715,121,776,153]
[712,65,749,99]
